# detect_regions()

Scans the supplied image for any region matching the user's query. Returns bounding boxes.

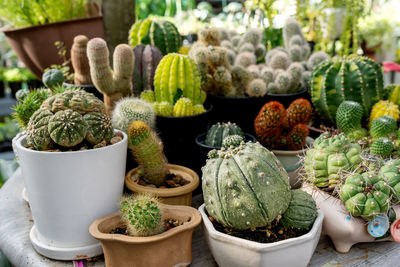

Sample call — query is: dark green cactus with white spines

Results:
[336,101,367,140]
[370,115,397,140]
[205,122,244,147]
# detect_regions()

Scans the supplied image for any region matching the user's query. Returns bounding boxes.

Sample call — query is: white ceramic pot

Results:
[199,204,323,267]
[15,130,127,260]
[303,186,400,253]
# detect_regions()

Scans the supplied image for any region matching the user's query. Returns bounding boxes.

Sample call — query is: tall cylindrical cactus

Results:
[87,38,134,115]
[128,18,182,55]
[71,35,92,85]
[310,56,384,123]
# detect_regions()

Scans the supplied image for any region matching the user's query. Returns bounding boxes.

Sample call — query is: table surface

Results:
[1,170,400,267]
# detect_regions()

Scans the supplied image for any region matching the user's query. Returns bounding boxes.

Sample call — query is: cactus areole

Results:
[202,139,291,230]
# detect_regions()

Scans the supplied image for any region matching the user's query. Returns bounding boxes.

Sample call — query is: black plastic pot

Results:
[266,88,310,107]
[155,104,213,175]
[63,82,103,100]
[8,81,22,98]
[27,79,44,89]
[0,81,4,98]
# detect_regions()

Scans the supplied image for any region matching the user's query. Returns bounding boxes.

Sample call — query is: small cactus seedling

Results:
[128,120,168,186]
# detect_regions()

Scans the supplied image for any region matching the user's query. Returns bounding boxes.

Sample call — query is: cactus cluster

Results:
[205,122,244,147]
[336,101,368,140]
[71,35,92,85]
[254,98,312,150]
[25,90,114,151]
[202,136,317,231]
[369,100,400,126]
[128,18,182,55]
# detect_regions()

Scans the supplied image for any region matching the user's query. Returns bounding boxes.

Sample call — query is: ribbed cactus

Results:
[153,102,173,116]
[254,101,286,140]
[140,90,155,103]
[386,84,400,106]
[128,120,168,186]
[310,56,384,123]
[379,159,400,203]
[172,97,194,117]
[87,38,134,115]
[128,18,182,55]
[111,97,155,133]
[71,35,92,85]
[84,112,114,145]
[26,109,54,150]
[336,101,367,140]
[202,139,291,230]
[132,44,163,96]
[369,100,400,126]
[120,194,164,237]
[370,115,397,139]
[205,122,244,147]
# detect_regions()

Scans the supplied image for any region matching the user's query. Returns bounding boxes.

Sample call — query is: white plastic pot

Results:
[15,130,127,260]
[199,204,323,267]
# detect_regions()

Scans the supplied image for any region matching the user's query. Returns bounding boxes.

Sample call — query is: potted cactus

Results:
[124,120,199,206]
[13,89,128,260]
[89,193,201,267]
[199,135,323,267]
[254,98,313,187]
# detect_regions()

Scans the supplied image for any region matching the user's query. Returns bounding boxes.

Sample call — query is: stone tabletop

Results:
[1,170,400,267]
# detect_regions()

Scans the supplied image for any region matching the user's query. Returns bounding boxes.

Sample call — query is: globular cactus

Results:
[238,42,255,54]
[87,38,134,115]
[261,67,274,85]
[310,56,384,123]
[255,44,266,60]
[178,45,191,55]
[111,97,155,133]
[336,101,367,140]
[234,52,256,68]
[71,35,92,85]
[247,65,260,78]
[307,51,329,70]
[231,65,252,97]
[129,18,182,55]
[339,172,391,220]
[226,49,236,66]
[15,88,30,102]
[379,159,400,203]
[120,194,164,237]
[283,17,306,50]
[238,28,262,47]
[221,134,244,148]
[153,102,173,116]
[246,78,267,97]
[386,84,400,106]
[231,35,241,47]
[285,124,309,150]
[193,104,206,115]
[370,137,394,157]
[140,90,155,103]
[221,40,234,51]
[254,101,286,139]
[269,51,291,70]
[173,97,194,117]
[265,47,288,65]
[202,138,291,230]
[370,115,397,139]
[84,112,114,145]
[281,189,318,230]
[42,69,65,90]
[275,72,292,93]
[304,133,362,189]
[289,45,302,62]
[205,122,244,147]
[26,109,54,150]
[283,98,312,129]
[198,27,221,46]
[287,62,304,91]
[289,35,303,47]
[128,120,168,186]
[132,44,163,96]
[369,100,400,127]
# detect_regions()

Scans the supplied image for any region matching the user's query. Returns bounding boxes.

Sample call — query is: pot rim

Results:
[156,104,213,119]
[15,129,127,155]
[271,136,314,155]
[195,132,257,150]
[266,87,307,97]
[89,204,202,243]
[199,204,323,251]
[1,16,103,33]
[125,164,199,197]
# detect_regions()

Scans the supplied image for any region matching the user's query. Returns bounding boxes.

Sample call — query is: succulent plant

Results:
[128,120,168,186]
[386,84,400,106]
[370,137,394,157]
[234,52,256,68]
[283,98,312,129]
[84,112,114,145]
[369,100,400,127]
[42,69,65,89]
[370,115,397,140]
[285,124,309,150]
[140,90,155,103]
[379,159,400,203]
[198,27,221,46]
[153,102,173,116]
[26,109,54,150]
[304,133,362,189]
[307,51,329,71]
[238,42,255,54]
[15,88,30,102]
[111,97,155,133]
[336,101,367,140]
[238,28,262,47]
[205,122,244,147]
[281,189,318,230]
[202,138,291,230]
[283,17,306,50]
[269,51,291,70]
[71,35,92,85]
[120,194,164,237]
[129,18,182,55]
[173,97,194,117]
[246,78,267,97]
[255,44,266,60]
[221,40,234,51]
[254,101,286,142]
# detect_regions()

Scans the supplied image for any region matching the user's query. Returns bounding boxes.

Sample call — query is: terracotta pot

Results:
[2,16,105,78]
[89,204,202,267]
[303,186,400,253]
[125,164,199,206]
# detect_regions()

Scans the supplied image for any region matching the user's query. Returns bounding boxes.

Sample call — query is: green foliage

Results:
[370,116,397,140]
[3,68,35,82]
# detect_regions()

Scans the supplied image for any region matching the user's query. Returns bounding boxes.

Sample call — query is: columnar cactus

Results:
[128,18,182,55]
[132,44,163,96]
[205,122,244,147]
[128,120,168,186]
[310,56,384,123]
[71,35,92,85]
[202,137,291,230]
[87,38,134,115]
[120,194,164,237]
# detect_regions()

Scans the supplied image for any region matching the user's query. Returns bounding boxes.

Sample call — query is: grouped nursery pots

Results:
[15,130,127,260]
[266,88,310,108]
[199,204,324,267]
[125,164,199,206]
[89,204,202,267]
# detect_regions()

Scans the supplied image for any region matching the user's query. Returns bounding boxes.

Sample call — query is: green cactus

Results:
[221,134,244,148]
[120,194,164,237]
[128,120,168,186]
[287,62,304,91]
[84,112,114,145]
[198,27,221,46]
[247,65,260,79]
[310,56,384,123]
[153,102,173,116]
[288,35,303,47]
[386,84,400,106]
[202,140,291,230]
[42,69,65,89]
[281,189,318,230]
[370,115,397,139]
[379,159,400,203]
[140,90,155,103]
[111,97,155,133]
[239,28,262,47]
[246,78,267,97]
[173,97,194,117]
[275,72,292,93]
[26,109,54,151]
[15,89,30,102]
[304,133,362,189]
[336,101,367,140]
[193,104,206,115]
[129,18,182,55]
[370,137,394,157]
[205,122,244,147]
[339,172,391,220]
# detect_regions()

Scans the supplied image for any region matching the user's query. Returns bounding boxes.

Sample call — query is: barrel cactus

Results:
[42,69,65,89]
[202,137,291,230]
[310,56,384,123]
[283,98,312,129]
[304,133,362,189]
[370,137,394,157]
[370,116,397,139]
[26,109,55,150]
[205,122,244,147]
[336,101,367,140]
[172,97,194,117]
[379,159,400,203]
[128,18,182,55]
[339,172,391,220]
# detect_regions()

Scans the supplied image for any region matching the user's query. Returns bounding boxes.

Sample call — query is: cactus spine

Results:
[71,35,92,85]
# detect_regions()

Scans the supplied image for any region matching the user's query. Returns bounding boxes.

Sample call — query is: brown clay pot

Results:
[125,164,199,206]
[89,204,202,267]
[2,16,105,78]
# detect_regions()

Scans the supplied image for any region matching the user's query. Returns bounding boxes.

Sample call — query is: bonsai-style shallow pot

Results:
[125,164,199,206]
[14,130,127,260]
[89,204,202,267]
[302,186,400,253]
[199,204,323,267]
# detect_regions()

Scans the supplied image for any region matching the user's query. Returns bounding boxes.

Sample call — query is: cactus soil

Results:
[136,173,190,188]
